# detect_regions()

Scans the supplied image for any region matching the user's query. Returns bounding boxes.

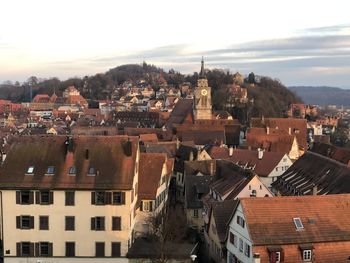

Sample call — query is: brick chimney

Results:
[258,148,263,160]
[312,184,318,195]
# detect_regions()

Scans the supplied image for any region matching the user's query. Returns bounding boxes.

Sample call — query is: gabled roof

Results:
[311,142,350,166]
[251,117,307,150]
[209,147,286,177]
[240,194,350,245]
[0,135,138,190]
[272,151,350,195]
[210,199,239,243]
[138,153,166,200]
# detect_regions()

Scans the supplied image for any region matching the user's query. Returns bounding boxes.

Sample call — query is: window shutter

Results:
[35,243,39,257]
[35,191,40,204]
[91,192,96,205]
[16,191,20,204]
[91,217,95,230]
[101,217,105,230]
[16,216,20,229]
[49,191,54,204]
[150,201,153,212]
[105,192,112,204]
[270,252,277,263]
[16,242,21,256]
[140,201,143,211]
[116,217,121,230]
[30,216,35,229]
[48,243,53,257]
[280,250,285,262]
[29,191,34,204]
[29,242,34,257]
[121,192,126,204]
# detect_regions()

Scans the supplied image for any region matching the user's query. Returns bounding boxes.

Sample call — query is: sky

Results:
[1,0,350,88]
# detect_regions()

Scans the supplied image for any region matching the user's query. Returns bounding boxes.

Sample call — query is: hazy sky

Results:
[1,0,350,87]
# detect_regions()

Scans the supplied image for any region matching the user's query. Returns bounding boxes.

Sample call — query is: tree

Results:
[247,72,256,84]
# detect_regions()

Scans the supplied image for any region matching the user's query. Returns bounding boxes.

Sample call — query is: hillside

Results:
[0,63,301,119]
[288,86,350,106]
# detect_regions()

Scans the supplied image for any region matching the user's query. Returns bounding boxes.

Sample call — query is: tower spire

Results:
[199,56,205,79]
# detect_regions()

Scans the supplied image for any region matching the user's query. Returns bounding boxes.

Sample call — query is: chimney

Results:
[229,146,233,157]
[253,253,261,263]
[266,126,270,135]
[312,184,318,195]
[1,152,6,163]
[288,127,292,135]
[258,148,263,160]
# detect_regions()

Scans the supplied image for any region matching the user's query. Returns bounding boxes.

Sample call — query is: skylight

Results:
[26,166,34,174]
[46,166,55,175]
[68,166,76,175]
[293,217,304,230]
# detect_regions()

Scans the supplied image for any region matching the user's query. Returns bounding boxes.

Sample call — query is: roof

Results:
[311,142,350,165]
[166,99,193,129]
[272,151,350,195]
[251,117,307,150]
[209,147,286,177]
[240,194,350,245]
[211,199,239,242]
[139,133,158,143]
[144,141,177,158]
[0,135,138,190]
[185,173,212,209]
[138,153,166,200]
[247,131,295,154]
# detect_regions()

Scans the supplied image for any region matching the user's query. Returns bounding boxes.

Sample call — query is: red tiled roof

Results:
[241,194,350,245]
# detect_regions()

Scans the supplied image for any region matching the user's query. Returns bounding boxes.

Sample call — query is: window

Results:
[88,167,96,176]
[237,216,245,228]
[38,242,50,256]
[36,191,53,205]
[17,242,34,257]
[68,166,76,175]
[26,166,34,174]
[112,192,125,205]
[39,216,49,230]
[239,238,243,252]
[95,242,105,257]
[275,167,278,172]
[142,201,152,212]
[16,190,34,205]
[46,166,55,175]
[65,191,75,206]
[112,217,121,231]
[16,216,34,229]
[91,217,105,231]
[303,250,312,261]
[293,217,304,230]
[111,242,121,257]
[65,242,75,257]
[96,191,106,204]
[65,216,75,231]
[229,232,237,247]
[193,209,198,218]
[244,243,250,258]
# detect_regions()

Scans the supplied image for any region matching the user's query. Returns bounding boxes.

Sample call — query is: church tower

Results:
[194,58,212,120]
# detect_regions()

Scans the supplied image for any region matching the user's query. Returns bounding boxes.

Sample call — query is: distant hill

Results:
[288,86,350,106]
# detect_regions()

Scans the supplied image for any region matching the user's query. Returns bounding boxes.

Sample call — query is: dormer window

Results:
[26,166,34,174]
[293,217,304,230]
[88,167,96,176]
[68,166,76,176]
[46,166,55,175]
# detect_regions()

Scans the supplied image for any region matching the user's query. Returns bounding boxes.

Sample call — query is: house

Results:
[134,153,174,237]
[207,147,293,189]
[0,135,139,260]
[207,199,239,263]
[310,142,350,166]
[226,194,350,263]
[271,151,350,196]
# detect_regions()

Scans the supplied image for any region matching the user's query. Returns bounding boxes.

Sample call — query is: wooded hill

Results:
[0,62,301,118]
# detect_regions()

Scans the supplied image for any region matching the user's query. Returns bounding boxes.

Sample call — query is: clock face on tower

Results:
[201,89,208,96]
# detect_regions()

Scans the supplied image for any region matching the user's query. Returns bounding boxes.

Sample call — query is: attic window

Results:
[26,166,34,174]
[293,217,304,230]
[68,166,76,176]
[46,166,55,175]
[88,167,96,176]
